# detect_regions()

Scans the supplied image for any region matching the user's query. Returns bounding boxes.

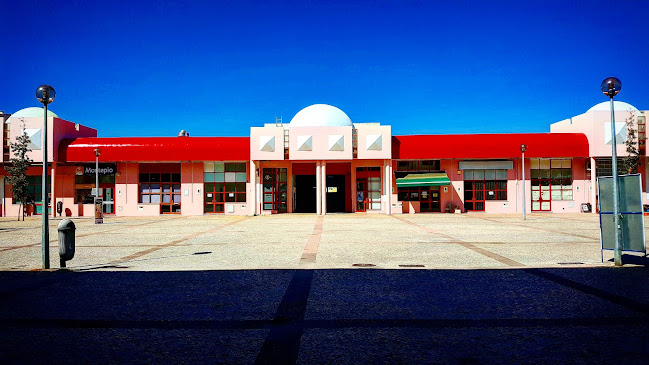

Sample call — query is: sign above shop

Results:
[76,164,117,176]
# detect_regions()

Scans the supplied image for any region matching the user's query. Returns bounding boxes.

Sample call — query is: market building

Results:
[1,102,646,217]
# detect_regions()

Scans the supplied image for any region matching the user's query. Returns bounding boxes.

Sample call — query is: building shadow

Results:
[0,267,648,364]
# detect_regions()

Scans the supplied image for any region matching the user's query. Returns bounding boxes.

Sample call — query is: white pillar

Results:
[249,160,257,215]
[590,157,597,213]
[256,162,262,215]
[316,162,321,215]
[321,161,327,215]
[383,160,390,214]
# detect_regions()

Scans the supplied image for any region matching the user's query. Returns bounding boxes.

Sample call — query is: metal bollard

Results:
[57,219,76,268]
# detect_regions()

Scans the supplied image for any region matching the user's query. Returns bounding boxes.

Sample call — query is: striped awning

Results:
[396,173,451,187]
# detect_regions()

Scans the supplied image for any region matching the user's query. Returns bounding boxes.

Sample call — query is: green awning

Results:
[396,173,451,187]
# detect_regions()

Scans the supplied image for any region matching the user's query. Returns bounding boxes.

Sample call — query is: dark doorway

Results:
[326,175,346,213]
[294,175,316,213]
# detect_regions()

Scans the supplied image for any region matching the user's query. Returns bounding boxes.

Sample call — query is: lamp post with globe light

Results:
[601,77,623,266]
[36,85,55,269]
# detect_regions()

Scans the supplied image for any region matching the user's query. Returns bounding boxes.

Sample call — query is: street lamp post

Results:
[94,148,101,224]
[601,77,623,266]
[36,85,55,269]
[521,144,527,220]
[94,148,100,199]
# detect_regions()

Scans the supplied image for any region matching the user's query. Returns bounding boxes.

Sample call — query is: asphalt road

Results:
[1,267,648,364]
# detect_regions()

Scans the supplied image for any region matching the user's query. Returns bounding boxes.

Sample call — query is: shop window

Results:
[463,169,507,211]
[74,170,116,204]
[138,164,181,214]
[397,186,440,212]
[530,159,572,201]
[204,162,248,213]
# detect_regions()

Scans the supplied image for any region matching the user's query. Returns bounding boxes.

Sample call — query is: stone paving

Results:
[1,213,648,364]
[0,213,641,271]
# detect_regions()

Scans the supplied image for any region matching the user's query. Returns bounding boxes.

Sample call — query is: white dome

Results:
[289,104,352,127]
[587,101,638,113]
[8,107,58,122]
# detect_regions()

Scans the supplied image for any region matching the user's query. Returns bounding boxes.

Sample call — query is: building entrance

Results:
[294,175,316,213]
[326,175,346,213]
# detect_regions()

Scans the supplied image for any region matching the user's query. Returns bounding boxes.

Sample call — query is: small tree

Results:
[623,112,640,174]
[4,121,33,221]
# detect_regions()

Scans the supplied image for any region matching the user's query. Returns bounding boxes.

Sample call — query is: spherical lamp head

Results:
[94,148,101,157]
[36,85,56,105]
[600,77,621,98]
[521,144,527,153]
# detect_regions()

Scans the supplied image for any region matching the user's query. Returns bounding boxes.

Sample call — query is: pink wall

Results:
[250,126,285,161]
[288,126,353,160]
[355,124,391,160]
[7,117,96,163]
[551,110,636,158]
[180,162,204,216]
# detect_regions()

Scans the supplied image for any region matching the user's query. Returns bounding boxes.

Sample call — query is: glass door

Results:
[103,187,114,214]
[463,181,485,211]
[531,180,551,211]
[356,180,367,212]
[262,168,287,213]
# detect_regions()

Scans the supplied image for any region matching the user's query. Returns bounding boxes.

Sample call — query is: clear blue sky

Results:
[1,0,648,137]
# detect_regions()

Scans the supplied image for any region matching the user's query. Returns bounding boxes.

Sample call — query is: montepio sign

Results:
[75,164,117,176]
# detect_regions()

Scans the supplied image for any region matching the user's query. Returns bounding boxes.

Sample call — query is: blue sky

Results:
[1,0,648,137]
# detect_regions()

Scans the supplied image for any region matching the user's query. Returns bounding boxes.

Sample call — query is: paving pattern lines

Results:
[463,214,601,242]
[391,215,522,267]
[300,215,324,265]
[110,217,249,264]
[0,216,184,252]
[390,215,649,317]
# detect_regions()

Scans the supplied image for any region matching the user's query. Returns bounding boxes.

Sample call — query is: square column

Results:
[316,162,321,215]
[590,157,597,213]
[249,161,257,215]
[321,161,327,215]
[384,160,391,214]
[351,164,357,213]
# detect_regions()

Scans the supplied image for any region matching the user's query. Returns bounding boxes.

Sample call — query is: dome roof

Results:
[587,101,638,113]
[8,107,58,121]
[289,104,352,127]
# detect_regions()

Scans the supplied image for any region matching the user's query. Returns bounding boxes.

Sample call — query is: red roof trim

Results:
[391,133,589,159]
[61,137,250,162]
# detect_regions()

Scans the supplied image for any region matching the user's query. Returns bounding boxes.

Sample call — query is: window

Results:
[138,163,181,213]
[204,162,248,213]
[74,171,115,204]
[3,121,9,161]
[397,186,440,212]
[12,175,50,215]
[12,175,42,204]
[396,160,440,173]
[463,169,507,211]
[594,157,627,178]
[531,159,572,201]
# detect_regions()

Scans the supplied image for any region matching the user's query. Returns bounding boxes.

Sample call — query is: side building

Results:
[1,102,646,217]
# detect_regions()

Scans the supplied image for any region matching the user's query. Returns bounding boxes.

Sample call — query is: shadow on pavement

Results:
[1,267,648,364]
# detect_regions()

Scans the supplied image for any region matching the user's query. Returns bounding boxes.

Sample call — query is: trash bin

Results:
[57,219,76,268]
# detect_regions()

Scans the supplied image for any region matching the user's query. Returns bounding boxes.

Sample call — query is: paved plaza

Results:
[1,213,648,363]
[0,213,640,271]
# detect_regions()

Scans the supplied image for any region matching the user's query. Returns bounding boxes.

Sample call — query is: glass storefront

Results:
[204,162,247,213]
